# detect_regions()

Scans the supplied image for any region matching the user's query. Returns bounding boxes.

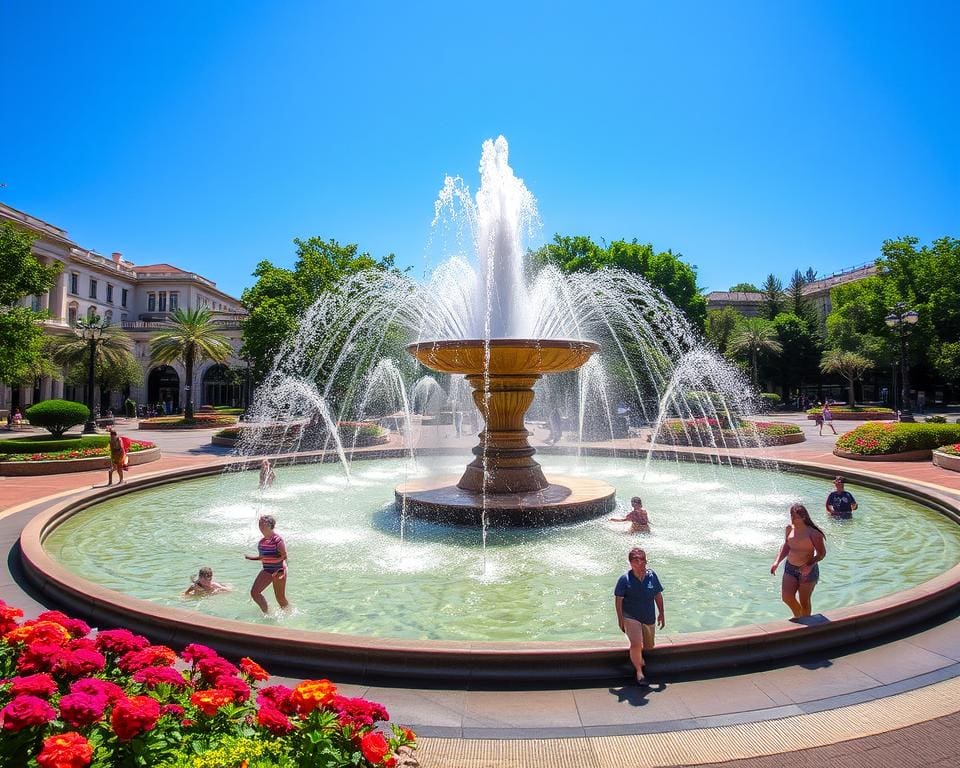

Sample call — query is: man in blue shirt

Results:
[614,547,665,684]
[826,475,858,519]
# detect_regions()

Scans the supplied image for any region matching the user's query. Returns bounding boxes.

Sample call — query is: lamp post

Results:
[76,316,106,434]
[884,303,919,418]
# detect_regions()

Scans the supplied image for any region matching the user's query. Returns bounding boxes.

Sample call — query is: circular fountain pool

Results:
[41,456,960,642]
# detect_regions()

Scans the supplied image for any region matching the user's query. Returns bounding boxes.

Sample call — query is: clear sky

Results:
[2,1,958,300]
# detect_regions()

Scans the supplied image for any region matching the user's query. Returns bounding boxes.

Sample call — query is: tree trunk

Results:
[185,347,195,420]
[847,376,856,407]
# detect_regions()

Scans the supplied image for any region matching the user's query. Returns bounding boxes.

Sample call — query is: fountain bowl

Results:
[405,338,600,376]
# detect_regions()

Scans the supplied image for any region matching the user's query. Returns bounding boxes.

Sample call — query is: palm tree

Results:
[820,349,872,407]
[49,320,138,414]
[728,318,783,387]
[150,307,233,420]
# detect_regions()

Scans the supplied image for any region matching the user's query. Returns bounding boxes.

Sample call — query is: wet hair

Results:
[259,514,276,529]
[834,475,845,485]
[790,503,825,537]
[197,567,213,578]
[630,496,643,506]
[628,547,646,562]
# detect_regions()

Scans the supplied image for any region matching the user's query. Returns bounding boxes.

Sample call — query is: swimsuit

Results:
[258,534,285,574]
[784,561,819,583]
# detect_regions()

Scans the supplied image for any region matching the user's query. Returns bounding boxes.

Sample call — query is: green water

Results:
[43,457,960,641]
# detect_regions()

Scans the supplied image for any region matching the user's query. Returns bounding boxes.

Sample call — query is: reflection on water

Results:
[44,457,960,641]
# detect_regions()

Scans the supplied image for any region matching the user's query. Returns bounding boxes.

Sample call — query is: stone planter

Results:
[832,448,932,462]
[807,412,897,421]
[211,434,389,451]
[933,451,960,472]
[0,447,161,476]
[139,420,236,430]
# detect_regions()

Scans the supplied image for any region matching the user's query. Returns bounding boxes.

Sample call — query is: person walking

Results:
[245,514,289,613]
[614,547,665,684]
[770,503,827,617]
[819,402,837,435]
[107,428,127,485]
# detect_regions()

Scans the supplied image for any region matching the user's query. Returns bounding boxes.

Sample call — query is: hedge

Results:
[807,406,895,415]
[24,399,90,437]
[0,435,109,454]
[836,423,960,456]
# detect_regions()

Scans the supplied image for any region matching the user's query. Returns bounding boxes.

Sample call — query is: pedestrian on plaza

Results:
[770,503,827,618]
[107,428,127,485]
[545,407,564,445]
[11,407,23,430]
[825,475,858,519]
[245,514,289,613]
[819,402,837,435]
[609,497,651,533]
[614,547,665,685]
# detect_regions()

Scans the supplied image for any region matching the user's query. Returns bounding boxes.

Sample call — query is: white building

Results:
[1,202,248,416]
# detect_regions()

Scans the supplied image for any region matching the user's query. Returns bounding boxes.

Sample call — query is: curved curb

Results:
[833,448,932,462]
[0,447,161,476]
[17,448,960,683]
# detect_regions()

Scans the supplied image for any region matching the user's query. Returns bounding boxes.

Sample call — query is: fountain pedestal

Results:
[397,339,616,526]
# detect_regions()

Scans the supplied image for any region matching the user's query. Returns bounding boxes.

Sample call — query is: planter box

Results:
[833,448,932,462]
[807,412,897,421]
[0,447,161,476]
[933,451,960,472]
[211,434,389,451]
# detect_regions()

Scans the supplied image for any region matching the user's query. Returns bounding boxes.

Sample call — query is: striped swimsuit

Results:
[258,534,285,574]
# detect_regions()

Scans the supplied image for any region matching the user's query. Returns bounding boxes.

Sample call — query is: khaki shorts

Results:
[623,617,656,649]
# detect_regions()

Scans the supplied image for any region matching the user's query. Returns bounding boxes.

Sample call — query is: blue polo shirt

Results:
[614,569,663,625]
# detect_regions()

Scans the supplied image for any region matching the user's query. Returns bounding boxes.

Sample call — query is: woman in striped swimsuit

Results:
[245,514,289,612]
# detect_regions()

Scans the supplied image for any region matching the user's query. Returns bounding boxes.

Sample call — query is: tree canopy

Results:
[728,282,760,293]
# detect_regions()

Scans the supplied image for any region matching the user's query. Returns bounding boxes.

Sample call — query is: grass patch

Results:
[0,435,110,454]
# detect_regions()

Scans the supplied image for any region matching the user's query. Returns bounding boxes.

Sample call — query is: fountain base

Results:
[395,475,616,526]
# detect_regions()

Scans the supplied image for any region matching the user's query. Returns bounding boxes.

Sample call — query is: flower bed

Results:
[834,423,960,458]
[806,407,896,421]
[650,419,803,447]
[139,414,238,430]
[0,436,110,456]
[0,599,416,767]
[934,444,960,473]
[0,443,161,477]
[213,422,389,450]
[0,440,155,463]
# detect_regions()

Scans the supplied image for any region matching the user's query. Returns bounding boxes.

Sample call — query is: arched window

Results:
[67,302,79,326]
[202,364,244,408]
[86,306,97,321]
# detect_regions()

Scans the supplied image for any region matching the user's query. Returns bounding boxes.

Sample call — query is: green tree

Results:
[531,235,707,329]
[705,307,745,355]
[150,308,233,419]
[759,274,785,320]
[49,322,141,413]
[820,349,873,407]
[728,318,783,387]
[0,222,62,385]
[769,312,822,401]
[728,282,760,292]
[786,269,818,328]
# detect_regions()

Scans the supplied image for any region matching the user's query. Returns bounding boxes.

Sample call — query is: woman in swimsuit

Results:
[107,428,126,485]
[245,514,289,613]
[770,503,827,617]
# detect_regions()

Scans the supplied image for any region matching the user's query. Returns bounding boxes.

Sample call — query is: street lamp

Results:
[884,302,919,418]
[76,316,107,434]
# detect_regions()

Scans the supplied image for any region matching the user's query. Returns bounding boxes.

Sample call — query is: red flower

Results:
[330,695,389,728]
[132,665,190,689]
[110,695,161,741]
[181,643,219,664]
[58,692,108,728]
[68,637,98,652]
[190,688,234,717]
[56,648,106,678]
[94,628,149,656]
[9,673,57,698]
[401,727,416,742]
[0,602,24,634]
[36,731,93,768]
[257,704,295,735]
[359,731,391,764]
[16,642,64,674]
[5,620,71,647]
[160,703,185,718]
[257,684,295,715]
[1,694,57,731]
[119,644,177,673]
[195,656,239,683]
[239,657,269,681]
[37,611,90,639]
[215,675,251,703]
[70,677,125,704]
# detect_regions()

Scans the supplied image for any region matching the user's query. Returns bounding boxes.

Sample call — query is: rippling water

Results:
[44,457,960,641]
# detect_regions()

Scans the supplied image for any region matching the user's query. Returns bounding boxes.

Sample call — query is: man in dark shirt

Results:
[614,547,665,684]
[826,475,858,519]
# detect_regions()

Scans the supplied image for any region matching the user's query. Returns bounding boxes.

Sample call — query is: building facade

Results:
[1,202,248,416]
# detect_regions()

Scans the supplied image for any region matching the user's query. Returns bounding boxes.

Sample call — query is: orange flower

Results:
[401,726,417,742]
[4,621,71,647]
[239,657,269,681]
[290,679,338,715]
[36,731,93,768]
[359,731,391,764]
[190,688,235,717]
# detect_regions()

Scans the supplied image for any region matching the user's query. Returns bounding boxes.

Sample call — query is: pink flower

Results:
[181,643,218,664]
[257,704,294,735]
[1,695,57,732]
[330,695,389,728]
[214,675,250,703]
[257,684,295,715]
[9,673,58,698]
[70,677,125,704]
[37,611,90,639]
[56,648,106,678]
[111,695,161,741]
[195,656,239,683]
[132,666,190,689]
[58,692,108,728]
[94,629,149,656]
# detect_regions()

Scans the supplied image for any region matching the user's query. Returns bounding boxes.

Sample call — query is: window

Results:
[169,292,179,311]
[86,306,97,321]
[67,303,78,326]
[148,293,156,312]
[158,291,167,312]
[70,273,79,295]
[106,283,114,303]
[121,288,128,307]
[31,295,41,312]
[121,312,128,323]
[89,279,98,299]
[104,310,113,325]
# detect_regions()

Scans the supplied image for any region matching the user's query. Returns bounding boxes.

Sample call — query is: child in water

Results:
[183,567,231,596]
[609,497,651,533]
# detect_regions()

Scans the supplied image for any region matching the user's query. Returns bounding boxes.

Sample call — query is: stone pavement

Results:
[2,416,960,766]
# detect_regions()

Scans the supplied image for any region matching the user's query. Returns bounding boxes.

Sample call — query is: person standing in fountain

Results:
[259,459,276,489]
[609,497,650,533]
[770,503,827,618]
[614,548,665,684]
[245,514,289,613]
[825,475,858,519]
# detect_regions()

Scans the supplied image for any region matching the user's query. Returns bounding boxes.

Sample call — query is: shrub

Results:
[759,393,781,409]
[124,399,137,418]
[139,414,237,428]
[0,435,109,454]
[807,406,895,415]
[0,598,417,767]
[836,423,960,455]
[925,415,947,423]
[24,400,90,437]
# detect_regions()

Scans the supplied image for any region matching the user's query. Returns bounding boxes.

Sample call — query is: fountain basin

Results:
[405,338,600,375]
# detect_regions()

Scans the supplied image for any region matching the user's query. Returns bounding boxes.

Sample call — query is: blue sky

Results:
[2,1,958,299]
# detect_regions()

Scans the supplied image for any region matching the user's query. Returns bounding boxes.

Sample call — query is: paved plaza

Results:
[2,415,960,766]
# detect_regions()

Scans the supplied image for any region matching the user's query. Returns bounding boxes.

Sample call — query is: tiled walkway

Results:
[3,417,960,766]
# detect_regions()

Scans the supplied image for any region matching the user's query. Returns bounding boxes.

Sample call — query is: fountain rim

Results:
[18,449,960,682]
[405,338,600,353]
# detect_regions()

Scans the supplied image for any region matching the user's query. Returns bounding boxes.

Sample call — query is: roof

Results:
[133,263,189,274]
[705,291,763,301]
